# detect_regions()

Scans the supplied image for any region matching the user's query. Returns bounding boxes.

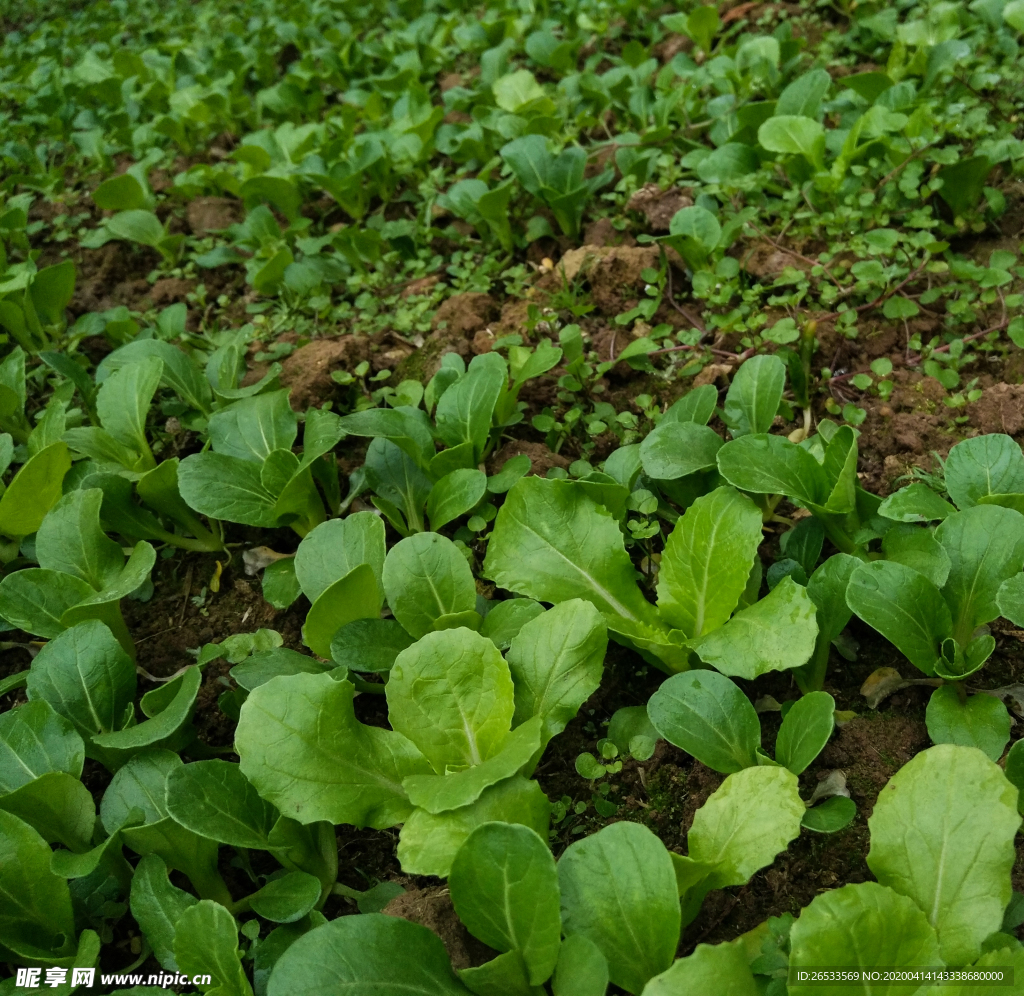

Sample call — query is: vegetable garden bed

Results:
[3,0,1024,992]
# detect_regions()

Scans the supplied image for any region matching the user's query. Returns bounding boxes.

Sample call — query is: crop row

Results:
[0,327,1022,990]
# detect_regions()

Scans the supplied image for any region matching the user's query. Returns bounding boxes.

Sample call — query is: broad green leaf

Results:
[689,766,803,888]
[480,598,546,651]
[27,620,136,748]
[696,143,759,184]
[330,619,414,674]
[0,700,84,793]
[382,532,477,639]
[249,871,322,924]
[878,483,956,523]
[607,706,659,756]
[130,855,198,972]
[552,934,609,996]
[685,4,719,50]
[935,505,1024,642]
[789,883,941,995]
[302,563,382,659]
[108,209,165,248]
[100,748,180,830]
[881,523,951,588]
[758,115,825,169]
[483,477,662,630]
[457,950,536,996]
[774,691,835,774]
[0,810,76,962]
[801,795,857,833]
[165,760,278,848]
[507,600,607,744]
[402,717,542,814]
[92,172,149,211]
[648,670,759,773]
[174,901,253,996]
[642,940,759,996]
[694,577,818,679]
[776,68,831,117]
[997,571,1024,627]
[657,486,762,639]
[262,558,301,610]
[294,509,385,601]
[662,386,718,426]
[493,69,547,112]
[398,775,550,878]
[427,468,487,530]
[640,422,723,482]
[387,628,514,771]
[558,821,679,995]
[209,391,297,463]
[96,358,161,461]
[366,437,433,532]
[434,354,506,460]
[717,433,828,505]
[1006,0,1024,29]
[925,947,1024,996]
[846,561,952,675]
[665,206,721,270]
[867,744,1021,966]
[843,71,894,101]
[0,569,92,638]
[266,914,470,996]
[229,649,328,692]
[449,822,560,985]
[924,686,1011,762]
[178,452,279,527]
[339,407,435,470]
[90,664,199,755]
[35,490,124,590]
[797,552,860,692]
[236,674,430,829]
[98,340,211,414]
[721,355,786,438]
[944,434,1024,509]
[0,771,95,852]
[0,441,71,538]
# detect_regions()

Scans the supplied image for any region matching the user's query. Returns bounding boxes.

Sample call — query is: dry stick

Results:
[665,264,706,333]
[745,222,844,291]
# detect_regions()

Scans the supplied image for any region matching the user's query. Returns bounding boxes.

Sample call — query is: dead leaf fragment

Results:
[860,667,909,709]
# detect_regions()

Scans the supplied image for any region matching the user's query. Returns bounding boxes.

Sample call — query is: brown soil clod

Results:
[186,196,243,236]
[278,336,372,410]
[381,886,495,969]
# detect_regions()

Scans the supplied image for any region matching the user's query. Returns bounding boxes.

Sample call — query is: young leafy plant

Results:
[647,671,855,831]
[339,347,560,535]
[235,603,607,879]
[179,392,342,536]
[500,135,613,239]
[265,760,804,995]
[485,475,819,677]
[0,489,155,656]
[641,745,1021,992]
[853,434,1024,757]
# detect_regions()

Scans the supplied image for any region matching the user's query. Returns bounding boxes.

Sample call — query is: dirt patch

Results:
[626,185,693,231]
[740,240,815,281]
[970,382,1024,435]
[583,217,635,247]
[382,886,495,969]
[186,196,242,236]
[487,439,570,477]
[278,336,372,410]
[149,278,194,306]
[432,292,499,337]
[545,244,661,314]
